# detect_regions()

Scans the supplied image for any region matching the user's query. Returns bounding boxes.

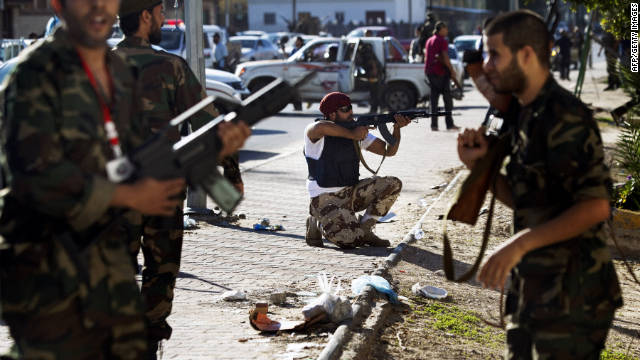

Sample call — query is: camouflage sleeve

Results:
[546,107,611,202]
[175,59,219,131]
[221,153,243,184]
[2,66,116,231]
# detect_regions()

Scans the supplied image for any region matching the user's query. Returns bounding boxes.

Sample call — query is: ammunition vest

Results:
[306,135,359,188]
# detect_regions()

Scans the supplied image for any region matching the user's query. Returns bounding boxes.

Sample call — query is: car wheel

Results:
[384,83,416,111]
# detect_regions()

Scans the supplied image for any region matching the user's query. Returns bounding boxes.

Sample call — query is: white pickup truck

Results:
[234,36,432,111]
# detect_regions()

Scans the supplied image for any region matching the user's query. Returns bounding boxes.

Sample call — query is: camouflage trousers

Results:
[309,176,402,248]
[129,207,183,344]
[0,235,147,359]
[505,314,614,360]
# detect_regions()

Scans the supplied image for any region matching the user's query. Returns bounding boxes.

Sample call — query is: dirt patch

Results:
[361,160,640,359]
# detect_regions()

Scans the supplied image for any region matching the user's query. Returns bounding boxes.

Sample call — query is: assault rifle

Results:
[122,72,316,213]
[336,109,451,146]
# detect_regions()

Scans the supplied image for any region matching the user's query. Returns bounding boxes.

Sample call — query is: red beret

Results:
[319,92,351,117]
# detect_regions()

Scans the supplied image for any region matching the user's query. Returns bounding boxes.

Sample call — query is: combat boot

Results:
[305,216,323,247]
[362,231,391,247]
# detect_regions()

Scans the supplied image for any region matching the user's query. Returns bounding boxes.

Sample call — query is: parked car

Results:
[205,68,250,99]
[235,30,268,38]
[158,24,214,68]
[205,78,243,113]
[236,36,432,111]
[230,36,281,62]
[453,35,482,58]
[347,26,393,38]
[447,44,465,99]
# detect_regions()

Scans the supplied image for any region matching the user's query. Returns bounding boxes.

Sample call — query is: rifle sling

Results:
[443,186,496,283]
[353,140,385,175]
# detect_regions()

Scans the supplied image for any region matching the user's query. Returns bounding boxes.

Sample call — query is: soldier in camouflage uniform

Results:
[113,1,250,356]
[304,92,410,249]
[458,11,622,359]
[0,0,189,358]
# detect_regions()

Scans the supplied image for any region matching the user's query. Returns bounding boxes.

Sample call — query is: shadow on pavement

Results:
[400,244,481,287]
[177,271,232,292]
[239,149,279,162]
[453,105,490,111]
[250,128,287,135]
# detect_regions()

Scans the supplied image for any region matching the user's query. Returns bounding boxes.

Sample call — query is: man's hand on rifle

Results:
[393,114,411,129]
[112,178,186,216]
[218,121,251,160]
[457,127,489,169]
[350,126,369,141]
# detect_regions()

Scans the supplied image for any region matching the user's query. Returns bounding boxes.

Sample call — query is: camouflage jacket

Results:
[1,28,146,237]
[0,27,145,325]
[505,77,622,322]
[113,36,242,184]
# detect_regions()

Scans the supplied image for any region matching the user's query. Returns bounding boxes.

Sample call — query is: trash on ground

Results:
[270,291,287,305]
[222,290,247,301]
[430,182,448,190]
[249,303,325,333]
[253,217,284,231]
[302,273,352,323]
[411,282,448,299]
[419,198,429,208]
[352,275,399,304]
[183,215,197,229]
[413,229,424,240]
[479,207,489,215]
[378,212,396,223]
[434,269,445,277]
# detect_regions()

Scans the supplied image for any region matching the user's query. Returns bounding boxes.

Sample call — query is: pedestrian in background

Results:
[355,43,384,113]
[212,33,228,70]
[459,10,622,358]
[114,1,250,357]
[0,0,188,357]
[555,29,572,80]
[409,26,424,63]
[424,21,459,131]
[290,36,304,57]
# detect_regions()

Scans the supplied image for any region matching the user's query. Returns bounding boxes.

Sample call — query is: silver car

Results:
[230,36,281,62]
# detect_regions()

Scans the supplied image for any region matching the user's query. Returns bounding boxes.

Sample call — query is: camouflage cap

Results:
[119,0,163,17]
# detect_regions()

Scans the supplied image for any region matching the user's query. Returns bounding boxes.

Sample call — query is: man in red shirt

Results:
[424,21,459,131]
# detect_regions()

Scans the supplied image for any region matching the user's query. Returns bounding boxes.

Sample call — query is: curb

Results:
[317,170,466,360]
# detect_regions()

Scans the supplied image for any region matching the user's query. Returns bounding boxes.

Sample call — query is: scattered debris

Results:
[249,303,325,333]
[413,229,424,240]
[253,218,284,231]
[430,182,448,190]
[183,216,197,229]
[434,269,445,277]
[419,198,429,208]
[270,291,288,305]
[378,212,396,223]
[411,283,448,300]
[302,274,352,323]
[479,207,489,215]
[352,275,399,304]
[222,290,247,301]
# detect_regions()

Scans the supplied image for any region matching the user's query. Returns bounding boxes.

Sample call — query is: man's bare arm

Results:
[306,121,367,142]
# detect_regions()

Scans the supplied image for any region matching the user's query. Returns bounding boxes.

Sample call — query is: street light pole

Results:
[292,0,297,31]
[184,0,209,214]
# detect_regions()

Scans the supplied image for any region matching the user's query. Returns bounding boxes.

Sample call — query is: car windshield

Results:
[232,39,257,49]
[454,39,478,52]
[159,29,182,50]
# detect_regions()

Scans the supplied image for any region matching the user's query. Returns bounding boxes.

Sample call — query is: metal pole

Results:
[184,0,209,213]
[292,0,297,31]
[225,0,230,30]
[408,0,412,38]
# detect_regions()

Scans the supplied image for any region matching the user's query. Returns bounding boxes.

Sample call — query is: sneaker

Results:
[305,216,323,247]
[447,125,460,131]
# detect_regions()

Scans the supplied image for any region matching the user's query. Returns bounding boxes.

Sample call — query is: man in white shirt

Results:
[304,92,410,249]
[213,33,227,70]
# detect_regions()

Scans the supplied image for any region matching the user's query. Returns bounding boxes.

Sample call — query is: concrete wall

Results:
[247,0,426,33]
[13,12,49,38]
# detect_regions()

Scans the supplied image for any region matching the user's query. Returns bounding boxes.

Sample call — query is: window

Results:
[264,12,275,25]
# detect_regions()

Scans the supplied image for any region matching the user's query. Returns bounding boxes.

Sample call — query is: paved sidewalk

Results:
[0,54,627,359]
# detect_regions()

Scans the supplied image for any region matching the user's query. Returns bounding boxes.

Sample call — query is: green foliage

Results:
[600,348,638,360]
[612,105,640,210]
[567,0,632,38]
[411,300,504,347]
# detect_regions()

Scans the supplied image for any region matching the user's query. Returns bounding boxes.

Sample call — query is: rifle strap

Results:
[353,140,385,175]
[442,188,496,283]
[606,218,640,285]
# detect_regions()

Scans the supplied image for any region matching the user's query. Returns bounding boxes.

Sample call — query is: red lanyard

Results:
[77,51,123,158]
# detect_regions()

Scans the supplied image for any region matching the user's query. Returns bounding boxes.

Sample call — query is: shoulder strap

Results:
[353,140,385,175]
